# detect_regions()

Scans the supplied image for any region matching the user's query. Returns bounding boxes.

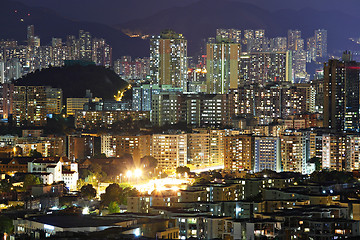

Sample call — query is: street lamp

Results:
[134,169,142,177]
[134,169,142,184]
[127,170,132,183]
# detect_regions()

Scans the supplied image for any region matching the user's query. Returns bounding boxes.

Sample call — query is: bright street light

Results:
[134,169,142,177]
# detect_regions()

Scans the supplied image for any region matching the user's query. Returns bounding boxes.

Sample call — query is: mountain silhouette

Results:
[13,64,129,101]
[0,0,148,58]
[118,0,360,56]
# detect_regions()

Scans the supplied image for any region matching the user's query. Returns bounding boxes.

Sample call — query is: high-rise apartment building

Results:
[216,29,242,43]
[206,39,241,94]
[315,29,327,59]
[187,133,210,166]
[151,92,183,126]
[11,86,62,126]
[346,135,360,171]
[323,52,360,132]
[132,84,182,112]
[322,133,346,171]
[151,93,235,127]
[239,52,292,85]
[100,135,151,159]
[281,131,308,174]
[151,134,187,172]
[224,135,254,171]
[254,137,281,173]
[27,25,35,47]
[79,30,92,61]
[269,37,287,52]
[149,30,187,89]
[287,30,301,51]
[92,38,112,67]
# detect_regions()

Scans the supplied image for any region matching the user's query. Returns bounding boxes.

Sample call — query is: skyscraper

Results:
[206,38,241,94]
[78,30,92,61]
[149,30,187,89]
[224,135,254,171]
[323,51,360,132]
[27,25,35,46]
[315,29,327,59]
[287,30,301,51]
[239,51,292,85]
[216,29,242,43]
[254,136,281,173]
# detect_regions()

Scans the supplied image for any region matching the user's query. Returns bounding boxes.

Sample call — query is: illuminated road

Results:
[191,164,224,173]
[133,177,191,194]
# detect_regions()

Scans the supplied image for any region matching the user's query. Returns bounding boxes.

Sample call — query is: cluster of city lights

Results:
[126,168,142,179]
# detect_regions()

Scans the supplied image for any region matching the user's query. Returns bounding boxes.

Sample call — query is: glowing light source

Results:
[82,207,89,215]
[134,169,142,177]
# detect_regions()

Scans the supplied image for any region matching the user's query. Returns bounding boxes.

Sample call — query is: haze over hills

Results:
[12,0,360,25]
[12,0,196,25]
[0,0,149,58]
[3,0,360,58]
[118,0,360,56]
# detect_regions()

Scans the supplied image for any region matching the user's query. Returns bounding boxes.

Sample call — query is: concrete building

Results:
[149,30,187,89]
[254,136,281,172]
[151,134,187,172]
[224,135,254,171]
[206,39,241,94]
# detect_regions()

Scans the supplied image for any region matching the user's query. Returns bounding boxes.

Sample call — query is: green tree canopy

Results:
[108,201,120,214]
[80,184,97,199]
[310,170,355,184]
[23,174,41,189]
[101,183,139,207]
[29,149,43,158]
[176,166,190,174]
[0,216,13,236]
[0,179,12,193]
[140,156,158,169]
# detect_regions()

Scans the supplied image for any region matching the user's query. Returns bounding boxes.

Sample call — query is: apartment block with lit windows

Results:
[149,30,187,89]
[281,131,308,174]
[322,133,346,171]
[224,135,254,171]
[151,134,187,172]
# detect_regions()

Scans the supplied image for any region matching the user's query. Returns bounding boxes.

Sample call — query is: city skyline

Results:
[2,1,360,240]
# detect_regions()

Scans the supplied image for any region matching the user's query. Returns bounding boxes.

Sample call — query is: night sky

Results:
[11,0,360,25]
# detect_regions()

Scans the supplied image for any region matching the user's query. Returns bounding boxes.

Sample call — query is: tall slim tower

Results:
[315,29,327,59]
[206,38,240,94]
[27,25,35,46]
[323,51,360,132]
[149,30,187,89]
[78,30,92,61]
[287,29,301,51]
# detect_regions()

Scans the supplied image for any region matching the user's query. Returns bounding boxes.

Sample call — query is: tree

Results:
[80,184,97,199]
[108,201,120,214]
[101,183,122,206]
[101,183,139,207]
[23,174,41,189]
[29,149,42,158]
[0,216,13,236]
[193,175,211,185]
[211,171,223,180]
[0,180,12,193]
[141,156,158,169]
[87,163,107,182]
[176,166,190,175]
[310,170,355,184]
[92,153,107,159]
[309,157,322,171]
